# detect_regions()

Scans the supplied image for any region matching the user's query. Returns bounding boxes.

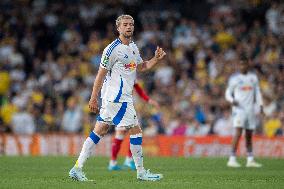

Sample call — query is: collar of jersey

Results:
[117,37,134,46]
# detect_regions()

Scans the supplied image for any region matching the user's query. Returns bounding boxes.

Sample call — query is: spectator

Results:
[61,97,82,133]
[0,1,283,137]
[213,110,233,136]
[144,119,159,137]
[264,112,282,137]
[11,105,35,135]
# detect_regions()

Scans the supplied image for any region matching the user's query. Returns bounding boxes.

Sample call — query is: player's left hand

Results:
[154,46,166,60]
[148,99,160,109]
[260,105,265,117]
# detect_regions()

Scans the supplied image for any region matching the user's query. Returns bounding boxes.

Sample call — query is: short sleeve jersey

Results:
[100,38,143,103]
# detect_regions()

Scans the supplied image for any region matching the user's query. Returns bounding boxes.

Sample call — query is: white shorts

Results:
[97,100,138,128]
[232,109,257,130]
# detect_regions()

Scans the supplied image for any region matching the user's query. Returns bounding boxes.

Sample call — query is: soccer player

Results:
[109,82,159,171]
[225,56,264,168]
[69,14,166,181]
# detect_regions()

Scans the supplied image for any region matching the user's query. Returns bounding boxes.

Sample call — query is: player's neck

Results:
[119,35,131,45]
[241,71,248,75]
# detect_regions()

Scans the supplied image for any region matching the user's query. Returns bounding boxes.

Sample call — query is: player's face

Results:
[118,18,134,39]
[239,61,249,73]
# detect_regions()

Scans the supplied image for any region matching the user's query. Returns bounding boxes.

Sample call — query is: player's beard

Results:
[123,31,133,39]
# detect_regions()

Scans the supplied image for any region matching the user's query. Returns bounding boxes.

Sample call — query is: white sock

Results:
[247,156,254,162]
[229,156,237,162]
[130,144,143,172]
[125,156,132,163]
[115,134,124,140]
[76,132,101,169]
[76,138,95,168]
[130,134,144,173]
[110,160,117,166]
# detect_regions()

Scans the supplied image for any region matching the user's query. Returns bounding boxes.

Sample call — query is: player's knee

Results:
[93,123,109,137]
[88,123,109,144]
[115,130,126,139]
[235,133,242,138]
[116,129,127,135]
[129,125,142,135]
[236,128,242,135]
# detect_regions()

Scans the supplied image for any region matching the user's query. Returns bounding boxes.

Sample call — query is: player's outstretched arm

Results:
[134,83,160,109]
[137,46,166,72]
[134,83,150,102]
[225,86,237,106]
[89,67,108,113]
[225,77,239,106]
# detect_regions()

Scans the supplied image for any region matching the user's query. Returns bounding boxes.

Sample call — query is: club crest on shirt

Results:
[124,60,136,70]
[101,55,109,67]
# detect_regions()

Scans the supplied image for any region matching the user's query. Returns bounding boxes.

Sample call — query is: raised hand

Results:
[154,46,166,60]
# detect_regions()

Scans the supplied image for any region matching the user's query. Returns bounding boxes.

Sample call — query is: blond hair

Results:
[116,14,134,27]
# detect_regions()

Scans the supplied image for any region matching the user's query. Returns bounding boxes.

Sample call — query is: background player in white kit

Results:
[225,56,264,168]
[69,14,166,181]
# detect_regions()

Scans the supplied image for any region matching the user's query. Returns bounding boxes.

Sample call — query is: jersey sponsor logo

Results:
[240,86,253,91]
[101,55,109,67]
[124,60,136,70]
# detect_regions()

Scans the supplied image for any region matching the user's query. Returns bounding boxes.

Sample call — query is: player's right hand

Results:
[149,99,160,110]
[89,98,99,114]
[259,105,265,116]
[154,46,166,60]
[232,100,239,106]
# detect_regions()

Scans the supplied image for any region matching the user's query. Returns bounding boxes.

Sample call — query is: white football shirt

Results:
[100,38,143,103]
[225,72,263,112]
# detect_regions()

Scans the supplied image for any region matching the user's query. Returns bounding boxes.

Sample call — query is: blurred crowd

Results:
[0,0,283,137]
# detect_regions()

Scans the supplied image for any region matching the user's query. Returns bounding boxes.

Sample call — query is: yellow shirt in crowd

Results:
[0,71,10,95]
[264,118,281,137]
[0,103,18,125]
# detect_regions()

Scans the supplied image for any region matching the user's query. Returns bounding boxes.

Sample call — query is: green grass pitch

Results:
[0,156,283,189]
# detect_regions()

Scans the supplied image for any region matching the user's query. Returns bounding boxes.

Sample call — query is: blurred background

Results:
[0,0,283,157]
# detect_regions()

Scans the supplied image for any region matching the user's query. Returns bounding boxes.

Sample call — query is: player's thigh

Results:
[116,102,139,128]
[246,113,257,130]
[97,100,119,124]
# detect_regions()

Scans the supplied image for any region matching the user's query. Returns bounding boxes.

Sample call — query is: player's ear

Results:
[116,23,120,32]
